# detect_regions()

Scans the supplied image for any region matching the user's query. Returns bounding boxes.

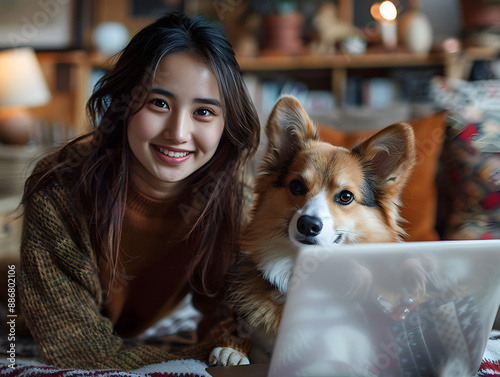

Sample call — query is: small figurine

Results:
[311,1,357,54]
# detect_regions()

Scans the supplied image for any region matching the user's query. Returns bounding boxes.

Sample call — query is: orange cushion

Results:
[318,112,447,241]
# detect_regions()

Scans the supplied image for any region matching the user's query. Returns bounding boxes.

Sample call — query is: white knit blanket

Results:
[0,358,211,377]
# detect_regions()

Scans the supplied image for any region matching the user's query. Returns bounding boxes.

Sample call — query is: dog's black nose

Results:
[297,215,323,237]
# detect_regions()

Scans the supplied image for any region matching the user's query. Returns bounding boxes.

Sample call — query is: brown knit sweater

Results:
[19,150,252,370]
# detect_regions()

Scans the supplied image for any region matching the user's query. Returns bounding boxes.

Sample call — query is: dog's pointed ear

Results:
[263,95,318,169]
[352,122,416,195]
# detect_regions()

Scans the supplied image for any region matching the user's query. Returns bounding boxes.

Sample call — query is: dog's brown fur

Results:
[228,96,416,340]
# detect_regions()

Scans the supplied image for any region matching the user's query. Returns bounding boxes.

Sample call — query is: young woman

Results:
[19,12,260,370]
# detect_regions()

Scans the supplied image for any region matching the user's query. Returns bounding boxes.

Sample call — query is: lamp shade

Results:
[0,47,51,108]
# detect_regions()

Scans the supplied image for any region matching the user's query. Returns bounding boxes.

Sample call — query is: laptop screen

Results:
[269,240,500,377]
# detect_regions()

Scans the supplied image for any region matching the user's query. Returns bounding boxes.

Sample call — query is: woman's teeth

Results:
[157,146,189,157]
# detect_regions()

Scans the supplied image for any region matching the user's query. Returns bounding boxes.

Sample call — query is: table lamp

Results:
[0,47,51,145]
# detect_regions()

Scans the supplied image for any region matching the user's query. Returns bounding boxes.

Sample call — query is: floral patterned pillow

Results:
[432,77,500,240]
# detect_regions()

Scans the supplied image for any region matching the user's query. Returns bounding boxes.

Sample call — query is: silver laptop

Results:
[270,240,500,377]
[207,240,500,377]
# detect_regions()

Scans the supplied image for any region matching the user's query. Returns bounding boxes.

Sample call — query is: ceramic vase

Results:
[405,10,433,54]
[263,13,304,55]
[92,22,130,55]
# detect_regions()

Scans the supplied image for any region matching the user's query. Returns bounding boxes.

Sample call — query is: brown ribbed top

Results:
[102,184,202,337]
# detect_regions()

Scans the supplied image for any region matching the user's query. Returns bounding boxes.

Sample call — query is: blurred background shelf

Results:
[0,0,499,201]
[0,0,496,148]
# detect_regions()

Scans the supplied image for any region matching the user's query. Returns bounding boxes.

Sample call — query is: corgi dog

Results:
[210,95,416,366]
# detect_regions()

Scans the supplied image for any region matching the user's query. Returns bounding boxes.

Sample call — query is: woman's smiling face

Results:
[127,52,225,199]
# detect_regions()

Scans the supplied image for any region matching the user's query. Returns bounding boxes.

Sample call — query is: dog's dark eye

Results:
[335,190,354,205]
[289,179,308,196]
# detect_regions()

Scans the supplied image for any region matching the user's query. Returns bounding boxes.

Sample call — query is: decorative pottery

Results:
[263,13,304,55]
[92,22,130,55]
[405,10,433,54]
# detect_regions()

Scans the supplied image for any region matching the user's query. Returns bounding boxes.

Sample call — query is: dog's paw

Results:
[346,261,373,299]
[399,257,430,297]
[209,347,250,366]
[333,259,373,299]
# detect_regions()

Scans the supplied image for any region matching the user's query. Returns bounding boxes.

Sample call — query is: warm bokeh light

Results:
[370,2,382,21]
[380,1,398,21]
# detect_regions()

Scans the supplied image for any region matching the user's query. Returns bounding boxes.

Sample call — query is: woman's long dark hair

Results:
[23,12,260,296]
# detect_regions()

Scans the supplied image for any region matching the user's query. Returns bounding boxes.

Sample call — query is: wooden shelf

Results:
[87,45,498,73]
[237,49,447,71]
[87,49,458,72]
[238,45,498,70]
